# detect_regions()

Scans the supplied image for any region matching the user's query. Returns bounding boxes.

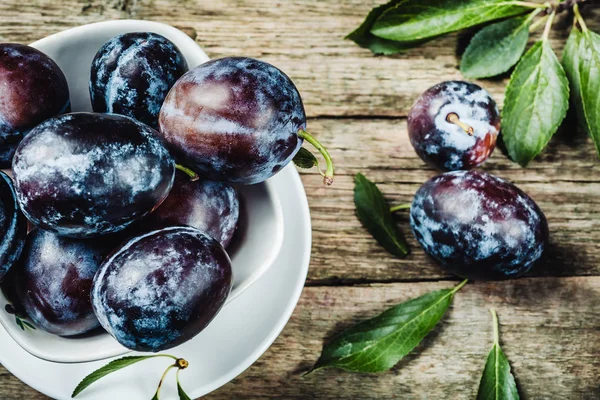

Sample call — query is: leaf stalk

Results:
[490,308,499,345]
[390,203,411,213]
[573,3,588,32]
[451,279,469,294]
[542,9,557,40]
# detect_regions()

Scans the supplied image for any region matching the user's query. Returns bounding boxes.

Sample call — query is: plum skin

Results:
[12,112,175,238]
[90,32,188,129]
[408,81,500,171]
[0,44,70,167]
[410,170,548,280]
[0,171,27,282]
[13,229,113,336]
[159,57,306,185]
[91,226,233,352]
[139,172,240,247]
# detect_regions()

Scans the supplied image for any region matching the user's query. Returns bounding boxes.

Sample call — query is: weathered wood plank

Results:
[204,277,600,399]
[299,118,600,283]
[0,1,597,118]
[3,277,598,399]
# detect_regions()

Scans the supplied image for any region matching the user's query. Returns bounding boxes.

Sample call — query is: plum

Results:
[0,44,70,164]
[139,172,240,247]
[0,171,27,282]
[410,170,548,280]
[408,81,500,171]
[12,112,174,238]
[90,32,188,128]
[91,226,232,352]
[13,229,113,336]
[158,57,333,185]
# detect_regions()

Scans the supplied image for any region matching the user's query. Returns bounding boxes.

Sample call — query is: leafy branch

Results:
[72,355,192,399]
[349,0,598,165]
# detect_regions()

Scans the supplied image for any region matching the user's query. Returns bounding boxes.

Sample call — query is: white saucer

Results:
[0,163,311,399]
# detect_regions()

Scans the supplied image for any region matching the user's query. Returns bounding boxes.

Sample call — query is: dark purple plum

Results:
[0,171,27,282]
[159,57,333,185]
[13,229,114,336]
[140,171,239,247]
[91,226,232,352]
[0,44,70,164]
[12,112,175,238]
[90,32,187,128]
[410,170,548,280]
[408,81,500,171]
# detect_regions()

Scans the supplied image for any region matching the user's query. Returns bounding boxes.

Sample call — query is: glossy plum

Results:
[91,226,232,352]
[159,57,308,185]
[140,172,239,247]
[408,81,500,171]
[90,32,187,128]
[12,112,175,238]
[0,44,70,164]
[0,171,27,282]
[13,229,114,336]
[410,170,548,280]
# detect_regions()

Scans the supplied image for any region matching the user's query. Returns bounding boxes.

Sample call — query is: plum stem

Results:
[390,203,411,213]
[176,358,189,369]
[153,364,176,399]
[298,129,334,186]
[175,164,199,181]
[490,308,499,345]
[446,113,474,136]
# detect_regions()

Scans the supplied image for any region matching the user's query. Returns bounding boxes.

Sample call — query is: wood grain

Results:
[0,1,598,399]
[2,278,598,399]
[299,118,600,284]
[0,1,598,118]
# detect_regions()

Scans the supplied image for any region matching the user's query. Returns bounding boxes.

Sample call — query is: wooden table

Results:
[1,1,599,399]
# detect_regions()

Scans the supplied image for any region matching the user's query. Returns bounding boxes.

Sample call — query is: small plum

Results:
[408,81,500,171]
[158,57,333,185]
[140,172,240,247]
[91,226,232,352]
[90,32,188,128]
[13,229,114,336]
[410,170,548,280]
[0,44,70,164]
[12,112,175,238]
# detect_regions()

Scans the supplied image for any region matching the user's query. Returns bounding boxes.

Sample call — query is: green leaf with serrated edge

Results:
[563,26,600,158]
[371,0,532,42]
[293,147,319,169]
[346,0,421,55]
[477,310,519,400]
[177,380,192,400]
[309,280,467,373]
[72,355,166,397]
[461,16,531,79]
[502,40,569,166]
[354,173,409,257]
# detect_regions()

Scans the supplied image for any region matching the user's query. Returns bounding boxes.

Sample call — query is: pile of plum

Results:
[407,81,548,280]
[0,33,331,351]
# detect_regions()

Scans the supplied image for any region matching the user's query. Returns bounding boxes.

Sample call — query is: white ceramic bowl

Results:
[0,20,284,363]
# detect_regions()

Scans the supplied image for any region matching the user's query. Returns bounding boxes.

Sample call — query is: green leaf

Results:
[309,280,467,373]
[371,0,532,42]
[293,147,319,169]
[502,40,569,166]
[151,391,160,400]
[477,310,519,400]
[562,26,600,158]
[177,380,192,400]
[72,356,163,398]
[461,16,531,79]
[347,0,422,55]
[354,173,409,257]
